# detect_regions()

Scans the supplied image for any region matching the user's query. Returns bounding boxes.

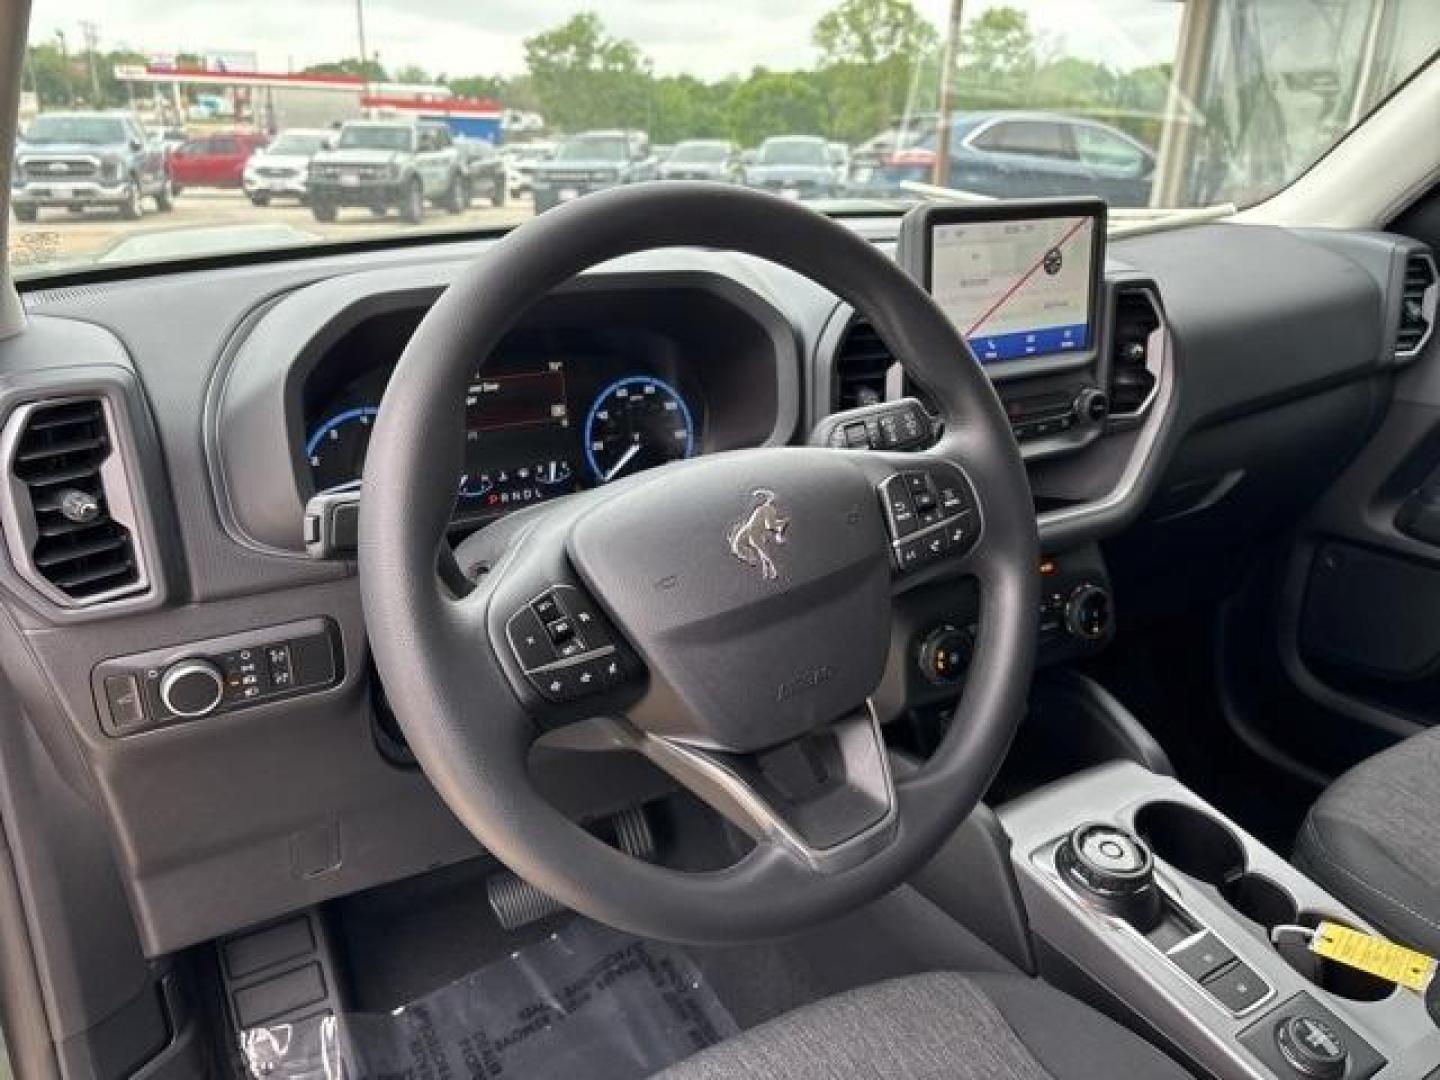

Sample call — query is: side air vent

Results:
[832,318,894,411]
[1109,288,1163,418]
[1396,252,1438,360]
[1,397,147,606]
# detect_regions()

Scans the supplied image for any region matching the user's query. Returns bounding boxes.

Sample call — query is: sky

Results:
[29,0,1184,82]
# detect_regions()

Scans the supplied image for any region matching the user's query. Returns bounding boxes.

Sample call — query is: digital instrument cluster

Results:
[302,355,702,518]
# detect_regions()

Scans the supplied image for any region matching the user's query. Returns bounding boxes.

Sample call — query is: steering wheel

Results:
[359,184,1038,943]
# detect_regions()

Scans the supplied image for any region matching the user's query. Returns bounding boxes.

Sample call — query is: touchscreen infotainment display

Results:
[927,212,1098,363]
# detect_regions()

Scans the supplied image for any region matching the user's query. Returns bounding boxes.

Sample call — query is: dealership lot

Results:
[9,186,535,273]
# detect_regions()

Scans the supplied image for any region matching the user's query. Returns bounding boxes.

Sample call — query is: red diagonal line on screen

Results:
[964,217,1089,339]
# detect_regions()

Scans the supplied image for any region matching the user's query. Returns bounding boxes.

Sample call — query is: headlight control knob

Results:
[159,659,225,718]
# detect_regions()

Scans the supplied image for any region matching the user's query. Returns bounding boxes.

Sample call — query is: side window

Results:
[180,139,209,156]
[210,137,239,155]
[1074,126,1147,172]
[972,121,1072,160]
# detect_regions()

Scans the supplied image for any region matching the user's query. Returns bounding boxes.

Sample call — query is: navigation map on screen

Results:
[929,215,1096,363]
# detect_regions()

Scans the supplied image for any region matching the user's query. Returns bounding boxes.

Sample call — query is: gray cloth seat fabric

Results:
[1295,723,1440,956]
[654,972,1192,1079]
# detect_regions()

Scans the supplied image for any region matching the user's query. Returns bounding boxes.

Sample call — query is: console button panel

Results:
[93,618,341,736]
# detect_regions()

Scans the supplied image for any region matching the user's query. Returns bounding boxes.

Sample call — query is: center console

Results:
[1000,763,1440,1079]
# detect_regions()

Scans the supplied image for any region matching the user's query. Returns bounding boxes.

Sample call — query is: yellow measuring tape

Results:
[1309,921,1437,993]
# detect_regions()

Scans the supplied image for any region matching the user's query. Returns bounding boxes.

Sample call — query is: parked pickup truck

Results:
[306,120,466,224]
[529,130,657,212]
[12,111,172,221]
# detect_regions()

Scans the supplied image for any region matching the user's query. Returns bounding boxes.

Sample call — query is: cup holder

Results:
[1134,801,1245,887]
[1134,802,1396,1002]
[1134,802,1299,932]
[1274,914,1397,1003]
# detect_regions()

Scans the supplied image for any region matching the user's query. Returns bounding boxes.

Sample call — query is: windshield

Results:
[671,143,728,164]
[336,125,413,152]
[555,137,629,162]
[267,133,327,156]
[758,140,829,167]
[22,115,127,145]
[10,1,1439,279]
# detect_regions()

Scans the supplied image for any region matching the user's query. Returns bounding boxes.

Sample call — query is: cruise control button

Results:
[922,530,950,560]
[573,659,605,695]
[895,539,926,571]
[545,617,576,645]
[508,608,557,671]
[531,666,579,702]
[1202,961,1269,1013]
[597,652,627,686]
[556,588,612,648]
[532,593,561,622]
[944,514,974,552]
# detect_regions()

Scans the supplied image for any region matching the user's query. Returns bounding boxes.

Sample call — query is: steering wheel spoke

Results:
[541,704,897,875]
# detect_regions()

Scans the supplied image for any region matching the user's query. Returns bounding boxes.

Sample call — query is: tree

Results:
[812,0,939,144]
[523,14,651,132]
[726,71,826,146]
[814,0,938,68]
[391,64,431,86]
[302,57,388,82]
[650,75,731,144]
[957,6,1038,85]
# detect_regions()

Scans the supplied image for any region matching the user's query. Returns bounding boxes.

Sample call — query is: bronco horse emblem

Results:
[728,489,790,581]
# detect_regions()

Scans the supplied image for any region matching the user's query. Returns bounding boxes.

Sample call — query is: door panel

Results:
[1273,224,1440,744]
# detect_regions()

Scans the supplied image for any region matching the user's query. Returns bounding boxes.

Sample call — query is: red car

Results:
[168,130,268,191]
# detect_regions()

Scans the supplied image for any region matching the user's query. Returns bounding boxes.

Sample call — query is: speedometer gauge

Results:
[583,376,695,483]
[307,406,379,491]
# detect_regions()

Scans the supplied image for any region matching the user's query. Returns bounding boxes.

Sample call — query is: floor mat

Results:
[240,920,737,1080]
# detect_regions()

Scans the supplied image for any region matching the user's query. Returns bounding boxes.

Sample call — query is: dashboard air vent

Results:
[832,318,894,411]
[1109,289,1162,418]
[1396,252,1438,360]
[3,398,145,604]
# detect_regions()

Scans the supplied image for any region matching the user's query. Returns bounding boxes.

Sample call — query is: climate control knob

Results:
[159,659,225,718]
[1065,584,1113,643]
[917,623,975,685]
[1073,387,1109,424]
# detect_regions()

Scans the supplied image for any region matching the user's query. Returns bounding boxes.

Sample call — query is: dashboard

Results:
[0,203,1429,976]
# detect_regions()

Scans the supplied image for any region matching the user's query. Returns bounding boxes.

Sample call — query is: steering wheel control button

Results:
[1202,961,1270,1014]
[1169,932,1237,984]
[159,660,226,718]
[507,608,558,670]
[1275,1016,1349,1079]
[879,467,979,574]
[545,617,576,645]
[532,593,562,622]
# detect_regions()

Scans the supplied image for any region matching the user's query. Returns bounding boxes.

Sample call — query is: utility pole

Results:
[54,29,70,105]
[933,0,964,189]
[80,20,101,105]
[355,0,370,87]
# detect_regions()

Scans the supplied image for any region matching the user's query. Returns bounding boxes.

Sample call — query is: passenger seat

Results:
[1295,724,1440,955]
